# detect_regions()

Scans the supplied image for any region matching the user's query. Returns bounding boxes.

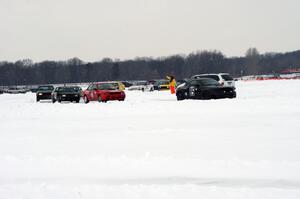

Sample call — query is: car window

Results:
[153,81,160,86]
[221,74,233,81]
[97,83,118,90]
[58,87,80,92]
[199,79,220,86]
[87,84,96,90]
[194,75,219,81]
[91,84,97,90]
[203,75,219,81]
[112,83,119,88]
[160,80,169,85]
[38,86,54,91]
[87,85,93,90]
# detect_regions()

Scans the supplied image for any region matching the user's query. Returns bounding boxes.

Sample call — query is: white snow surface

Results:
[0,80,300,198]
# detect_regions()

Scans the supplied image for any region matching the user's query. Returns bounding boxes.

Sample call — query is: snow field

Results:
[0,80,300,198]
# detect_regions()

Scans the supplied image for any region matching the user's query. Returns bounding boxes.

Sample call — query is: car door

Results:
[86,84,93,100]
[189,80,202,99]
[194,82,204,99]
[90,84,98,101]
[188,80,197,99]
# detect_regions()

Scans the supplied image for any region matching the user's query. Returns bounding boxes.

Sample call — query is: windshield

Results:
[58,87,80,92]
[221,74,233,81]
[97,83,118,90]
[199,79,220,86]
[154,80,169,86]
[160,80,169,85]
[110,83,119,88]
[38,86,54,91]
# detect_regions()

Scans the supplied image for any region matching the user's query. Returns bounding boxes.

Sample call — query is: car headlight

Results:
[38,93,42,95]
[62,94,66,97]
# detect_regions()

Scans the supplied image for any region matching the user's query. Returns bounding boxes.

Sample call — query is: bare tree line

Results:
[0,48,300,86]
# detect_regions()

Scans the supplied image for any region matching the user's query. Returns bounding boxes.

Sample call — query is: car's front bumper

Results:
[37,93,52,100]
[59,95,80,101]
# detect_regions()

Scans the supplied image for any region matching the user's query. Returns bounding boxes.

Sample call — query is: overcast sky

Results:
[0,0,299,62]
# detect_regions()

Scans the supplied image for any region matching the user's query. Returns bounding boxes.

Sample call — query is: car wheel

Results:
[52,98,56,103]
[76,99,80,103]
[36,97,40,102]
[176,92,185,101]
[84,95,89,104]
[57,96,61,103]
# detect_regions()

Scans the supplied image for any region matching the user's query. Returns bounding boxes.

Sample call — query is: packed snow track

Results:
[0,80,300,199]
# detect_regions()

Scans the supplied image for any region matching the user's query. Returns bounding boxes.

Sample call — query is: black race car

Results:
[176,78,236,101]
[176,79,188,87]
[52,86,82,103]
[36,85,55,102]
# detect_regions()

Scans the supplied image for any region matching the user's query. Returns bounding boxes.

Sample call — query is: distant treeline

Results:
[1,48,300,86]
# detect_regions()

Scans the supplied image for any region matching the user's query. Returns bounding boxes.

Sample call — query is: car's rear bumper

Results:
[106,94,125,101]
[224,81,235,87]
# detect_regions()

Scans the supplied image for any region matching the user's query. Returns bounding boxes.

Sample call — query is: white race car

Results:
[127,81,154,92]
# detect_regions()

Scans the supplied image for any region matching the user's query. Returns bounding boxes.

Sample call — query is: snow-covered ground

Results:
[0,80,300,199]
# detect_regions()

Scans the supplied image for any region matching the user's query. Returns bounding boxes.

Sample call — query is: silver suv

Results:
[191,73,235,87]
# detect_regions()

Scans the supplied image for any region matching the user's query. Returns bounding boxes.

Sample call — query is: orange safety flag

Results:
[170,85,175,94]
[169,79,176,94]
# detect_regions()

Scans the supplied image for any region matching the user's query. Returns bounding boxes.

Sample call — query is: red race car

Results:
[83,82,126,103]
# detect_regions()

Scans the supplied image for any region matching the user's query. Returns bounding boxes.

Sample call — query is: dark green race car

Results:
[51,86,82,103]
[36,85,55,102]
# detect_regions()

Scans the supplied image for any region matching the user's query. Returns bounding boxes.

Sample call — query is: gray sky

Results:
[1,0,299,62]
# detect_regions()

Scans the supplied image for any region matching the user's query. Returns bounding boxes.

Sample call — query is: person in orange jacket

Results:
[166,75,176,94]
